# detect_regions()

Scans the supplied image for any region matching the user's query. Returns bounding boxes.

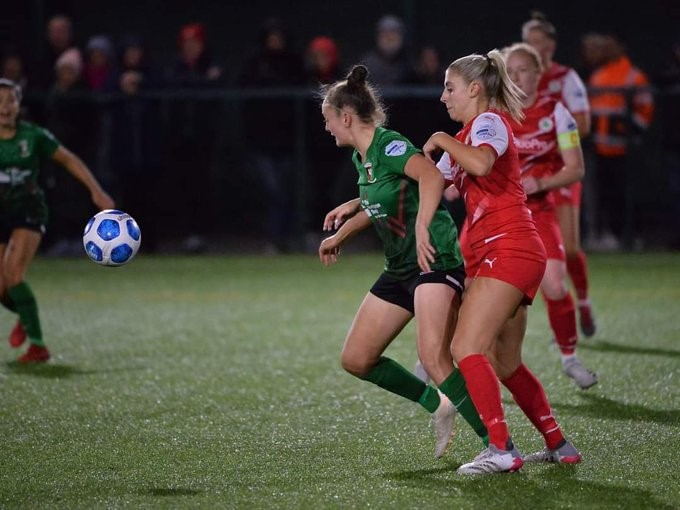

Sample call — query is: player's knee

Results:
[564,246,581,258]
[3,270,24,288]
[340,352,374,378]
[542,278,568,300]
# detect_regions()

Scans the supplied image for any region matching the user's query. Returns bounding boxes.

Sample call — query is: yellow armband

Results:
[557,130,580,151]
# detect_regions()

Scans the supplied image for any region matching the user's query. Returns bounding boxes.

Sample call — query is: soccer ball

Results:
[83,209,141,266]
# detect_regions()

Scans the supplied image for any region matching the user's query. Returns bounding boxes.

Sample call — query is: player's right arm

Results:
[322,197,362,231]
[319,210,371,266]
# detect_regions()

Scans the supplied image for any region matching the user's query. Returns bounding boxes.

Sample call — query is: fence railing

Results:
[21,85,678,253]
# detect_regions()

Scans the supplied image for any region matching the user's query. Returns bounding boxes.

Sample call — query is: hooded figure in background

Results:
[237,18,307,253]
[360,14,411,86]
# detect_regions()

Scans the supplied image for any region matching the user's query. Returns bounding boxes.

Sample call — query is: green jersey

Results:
[352,127,463,280]
[0,121,59,224]
[0,121,59,192]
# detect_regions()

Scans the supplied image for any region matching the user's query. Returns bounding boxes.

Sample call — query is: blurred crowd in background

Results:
[2,11,679,255]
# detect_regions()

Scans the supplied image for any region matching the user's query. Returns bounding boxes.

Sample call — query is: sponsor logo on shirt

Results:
[0,167,31,184]
[475,123,496,140]
[384,140,407,157]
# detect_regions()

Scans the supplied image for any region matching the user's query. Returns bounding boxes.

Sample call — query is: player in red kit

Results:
[504,43,598,390]
[424,50,581,474]
[522,11,597,337]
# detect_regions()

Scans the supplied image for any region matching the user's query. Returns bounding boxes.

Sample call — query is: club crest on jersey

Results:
[549,80,562,93]
[364,162,376,183]
[19,139,30,158]
[539,117,554,132]
[384,140,407,157]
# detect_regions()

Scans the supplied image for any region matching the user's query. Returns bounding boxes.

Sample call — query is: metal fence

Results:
[22,85,679,254]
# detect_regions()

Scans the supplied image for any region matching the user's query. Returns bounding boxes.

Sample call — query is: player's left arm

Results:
[52,146,115,210]
[404,153,445,272]
[532,143,584,193]
[525,105,585,194]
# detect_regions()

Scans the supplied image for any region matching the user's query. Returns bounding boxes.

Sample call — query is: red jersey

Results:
[509,97,580,212]
[538,62,590,116]
[437,111,547,300]
[436,111,533,246]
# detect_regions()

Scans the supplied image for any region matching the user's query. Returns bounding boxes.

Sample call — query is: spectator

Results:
[115,35,162,95]
[401,44,452,155]
[1,51,34,120]
[1,51,28,91]
[36,14,81,92]
[82,35,116,92]
[110,35,163,253]
[167,22,223,87]
[360,14,410,87]
[405,45,444,85]
[42,48,97,255]
[238,17,307,253]
[306,36,341,85]
[654,39,680,249]
[304,35,347,228]
[583,32,654,249]
[165,22,223,252]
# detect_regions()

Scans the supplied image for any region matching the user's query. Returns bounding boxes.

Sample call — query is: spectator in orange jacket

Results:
[582,32,654,249]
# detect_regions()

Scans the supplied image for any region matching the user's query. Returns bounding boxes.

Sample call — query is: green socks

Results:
[362,356,436,407]
[439,368,489,445]
[359,356,489,446]
[7,282,44,346]
[0,294,17,313]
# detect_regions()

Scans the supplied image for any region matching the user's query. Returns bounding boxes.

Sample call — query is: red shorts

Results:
[460,226,547,304]
[551,181,582,207]
[531,208,565,261]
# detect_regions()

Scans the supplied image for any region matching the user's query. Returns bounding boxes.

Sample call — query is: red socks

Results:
[458,354,509,450]
[502,364,565,450]
[545,294,578,355]
[566,251,589,301]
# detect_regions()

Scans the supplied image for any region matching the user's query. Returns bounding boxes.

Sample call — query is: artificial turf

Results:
[1,252,679,509]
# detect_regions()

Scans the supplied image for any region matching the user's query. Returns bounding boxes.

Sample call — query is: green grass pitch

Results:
[1,252,679,509]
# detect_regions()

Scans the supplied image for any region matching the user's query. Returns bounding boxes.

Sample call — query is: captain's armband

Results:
[557,130,581,151]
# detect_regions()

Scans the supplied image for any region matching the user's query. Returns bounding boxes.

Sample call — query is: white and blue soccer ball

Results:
[83,209,141,266]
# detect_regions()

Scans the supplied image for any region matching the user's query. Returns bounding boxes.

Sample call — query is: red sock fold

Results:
[502,364,565,450]
[458,354,509,449]
[545,294,578,355]
[566,251,589,301]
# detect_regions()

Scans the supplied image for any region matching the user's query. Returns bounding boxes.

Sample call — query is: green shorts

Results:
[0,187,48,242]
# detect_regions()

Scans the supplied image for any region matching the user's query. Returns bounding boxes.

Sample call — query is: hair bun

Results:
[347,64,369,87]
[530,10,548,22]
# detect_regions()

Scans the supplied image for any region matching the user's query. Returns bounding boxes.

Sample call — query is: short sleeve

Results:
[380,134,421,175]
[470,113,509,157]
[436,152,453,181]
[35,126,60,159]
[561,69,590,115]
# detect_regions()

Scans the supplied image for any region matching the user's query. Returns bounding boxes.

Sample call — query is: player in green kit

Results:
[318,65,488,458]
[0,78,114,362]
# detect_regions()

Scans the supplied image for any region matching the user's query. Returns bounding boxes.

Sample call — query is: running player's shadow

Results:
[578,339,680,358]
[551,393,680,428]
[4,361,142,379]
[385,463,673,509]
